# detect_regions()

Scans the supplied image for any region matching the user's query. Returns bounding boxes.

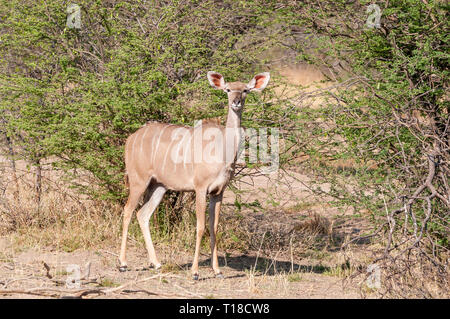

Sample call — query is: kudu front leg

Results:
[209,192,224,278]
[192,189,207,280]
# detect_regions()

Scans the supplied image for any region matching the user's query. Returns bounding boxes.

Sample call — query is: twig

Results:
[172,283,204,298]
[0,273,184,299]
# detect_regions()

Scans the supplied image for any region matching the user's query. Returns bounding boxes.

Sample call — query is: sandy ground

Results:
[0,237,361,299]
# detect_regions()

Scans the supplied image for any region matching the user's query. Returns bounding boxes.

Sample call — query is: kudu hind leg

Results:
[119,180,148,271]
[136,184,166,269]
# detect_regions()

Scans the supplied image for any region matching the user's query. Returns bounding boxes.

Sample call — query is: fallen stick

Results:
[0,289,60,298]
[103,273,169,293]
[0,274,203,298]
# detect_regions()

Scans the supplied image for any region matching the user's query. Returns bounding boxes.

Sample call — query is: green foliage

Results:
[282,0,448,211]
[276,0,449,297]
[0,0,282,200]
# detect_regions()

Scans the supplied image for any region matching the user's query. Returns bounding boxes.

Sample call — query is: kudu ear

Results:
[207,71,226,90]
[247,72,270,92]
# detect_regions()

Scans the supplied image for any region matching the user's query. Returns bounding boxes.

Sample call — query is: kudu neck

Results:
[225,108,242,128]
[224,108,242,164]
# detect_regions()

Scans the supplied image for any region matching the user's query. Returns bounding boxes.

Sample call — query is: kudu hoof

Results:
[193,273,199,281]
[152,263,162,271]
[215,272,224,279]
[118,265,128,272]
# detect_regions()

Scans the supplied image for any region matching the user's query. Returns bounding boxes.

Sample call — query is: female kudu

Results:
[119,71,270,280]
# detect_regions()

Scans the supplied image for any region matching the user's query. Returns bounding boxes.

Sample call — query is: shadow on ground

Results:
[181,254,331,277]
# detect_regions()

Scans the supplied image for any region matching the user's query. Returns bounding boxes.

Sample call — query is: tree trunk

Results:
[35,159,42,204]
[2,130,20,199]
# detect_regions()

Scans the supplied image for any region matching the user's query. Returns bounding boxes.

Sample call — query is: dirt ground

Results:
[0,237,363,299]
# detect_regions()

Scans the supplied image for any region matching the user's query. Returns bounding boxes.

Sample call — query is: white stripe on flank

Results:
[127,132,137,166]
[161,131,177,175]
[131,129,140,157]
[183,132,193,171]
[150,129,158,167]
[173,130,190,173]
[130,131,141,181]
[152,124,172,167]
[140,125,149,158]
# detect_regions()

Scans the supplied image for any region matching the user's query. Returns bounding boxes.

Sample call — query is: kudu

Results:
[119,71,270,279]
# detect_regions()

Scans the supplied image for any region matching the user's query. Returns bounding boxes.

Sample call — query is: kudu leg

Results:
[209,192,224,277]
[136,184,167,269]
[192,189,207,280]
[119,180,148,271]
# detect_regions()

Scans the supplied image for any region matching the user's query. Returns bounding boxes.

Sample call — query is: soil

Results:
[0,239,361,299]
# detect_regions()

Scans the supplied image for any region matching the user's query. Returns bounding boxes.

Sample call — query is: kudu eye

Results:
[226,89,230,92]
[243,89,248,93]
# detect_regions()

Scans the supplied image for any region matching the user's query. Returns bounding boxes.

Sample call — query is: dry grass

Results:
[0,162,123,251]
[0,164,293,257]
[347,242,450,299]
[293,213,331,236]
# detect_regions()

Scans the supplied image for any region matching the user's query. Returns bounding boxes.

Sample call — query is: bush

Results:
[0,0,282,200]
[281,0,449,297]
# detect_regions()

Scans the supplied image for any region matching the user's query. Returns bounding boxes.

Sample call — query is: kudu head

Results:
[207,71,270,113]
